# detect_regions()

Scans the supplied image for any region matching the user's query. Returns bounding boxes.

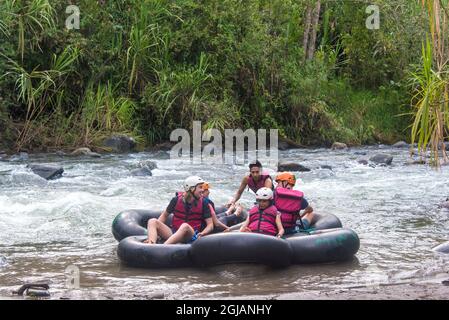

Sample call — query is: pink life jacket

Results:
[274,187,304,228]
[248,204,278,236]
[247,170,271,193]
[172,193,205,232]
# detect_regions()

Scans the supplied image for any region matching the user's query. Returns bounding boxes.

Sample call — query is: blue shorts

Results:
[172,227,200,243]
[187,230,200,243]
[284,219,311,234]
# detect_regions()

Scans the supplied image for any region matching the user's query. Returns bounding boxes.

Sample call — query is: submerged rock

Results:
[357,159,369,165]
[369,154,393,165]
[405,159,426,166]
[103,135,136,153]
[130,167,153,177]
[29,164,64,180]
[138,160,157,171]
[277,162,311,172]
[320,165,333,170]
[392,141,409,148]
[9,152,29,162]
[331,142,348,150]
[70,148,101,158]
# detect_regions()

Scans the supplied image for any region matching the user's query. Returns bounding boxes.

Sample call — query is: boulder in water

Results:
[392,141,409,148]
[331,142,348,150]
[9,152,29,162]
[369,154,393,165]
[150,141,175,152]
[278,137,302,151]
[277,162,311,172]
[29,164,64,180]
[353,151,367,156]
[130,167,153,177]
[70,148,101,158]
[357,158,368,165]
[138,160,157,171]
[320,165,333,170]
[103,135,136,153]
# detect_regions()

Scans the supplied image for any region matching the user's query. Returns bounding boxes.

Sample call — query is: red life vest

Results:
[247,171,271,193]
[248,205,278,236]
[172,194,205,232]
[274,187,304,228]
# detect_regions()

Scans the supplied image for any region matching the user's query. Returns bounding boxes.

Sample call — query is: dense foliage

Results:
[0,0,427,152]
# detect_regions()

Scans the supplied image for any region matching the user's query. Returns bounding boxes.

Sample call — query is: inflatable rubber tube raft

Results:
[115,210,356,268]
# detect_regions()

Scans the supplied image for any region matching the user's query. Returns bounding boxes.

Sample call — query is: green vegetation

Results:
[0,0,430,152]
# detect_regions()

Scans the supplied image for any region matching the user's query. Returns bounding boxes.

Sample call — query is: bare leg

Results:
[147,218,173,244]
[164,223,195,245]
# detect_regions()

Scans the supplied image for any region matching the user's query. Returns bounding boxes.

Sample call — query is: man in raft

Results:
[146,176,214,244]
[227,160,273,207]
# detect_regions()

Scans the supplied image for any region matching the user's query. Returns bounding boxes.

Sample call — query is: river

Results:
[1,146,448,299]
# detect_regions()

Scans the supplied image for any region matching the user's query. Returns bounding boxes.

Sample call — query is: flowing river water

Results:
[1,146,449,299]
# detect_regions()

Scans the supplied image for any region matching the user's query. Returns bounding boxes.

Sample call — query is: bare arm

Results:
[301,205,313,216]
[209,204,229,230]
[158,210,170,224]
[264,177,273,189]
[199,217,214,236]
[228,176,248,206]
[276,214,284,238]
[239,216,251,232]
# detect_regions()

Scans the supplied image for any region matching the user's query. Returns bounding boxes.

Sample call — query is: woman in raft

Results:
[146,176,213,244]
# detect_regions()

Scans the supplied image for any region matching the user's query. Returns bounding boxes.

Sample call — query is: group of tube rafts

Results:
[112,162,360,268]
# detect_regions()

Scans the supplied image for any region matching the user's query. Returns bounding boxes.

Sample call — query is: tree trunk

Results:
[302,5,312,60]
[307,0,321,60]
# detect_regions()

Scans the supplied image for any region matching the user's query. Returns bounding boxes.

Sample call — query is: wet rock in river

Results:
[369,154,393,165]
[29,164,64,180]
[331,142,348,150]
[277,162,311,172]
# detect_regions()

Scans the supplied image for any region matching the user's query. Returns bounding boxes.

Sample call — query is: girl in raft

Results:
[274,172,314,234]
[239,187,284,238]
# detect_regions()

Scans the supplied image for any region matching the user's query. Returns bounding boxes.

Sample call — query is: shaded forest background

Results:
[0,0,428,152]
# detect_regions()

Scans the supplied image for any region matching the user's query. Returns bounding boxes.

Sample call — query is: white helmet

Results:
[184,176,205,192]
[255,187,273,200]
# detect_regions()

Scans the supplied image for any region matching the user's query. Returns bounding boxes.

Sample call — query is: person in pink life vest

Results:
[274,172,314,234]
[227,160,273,208]
[239,187,284,238]
[146,176,214,245]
